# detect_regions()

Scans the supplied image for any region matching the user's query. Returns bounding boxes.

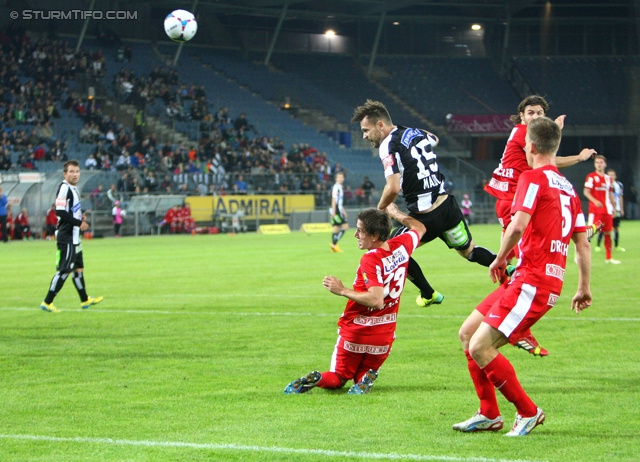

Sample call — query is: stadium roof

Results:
[189,0,635,26]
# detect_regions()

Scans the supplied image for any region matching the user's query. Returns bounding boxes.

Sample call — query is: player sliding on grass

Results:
[40,160,103,313]
[284,205,425,395]
[453,117,591,436]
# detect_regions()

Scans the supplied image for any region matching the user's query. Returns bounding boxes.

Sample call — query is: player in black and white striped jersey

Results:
[330,172,349,253]
[601,168,625,252]
[40,160,103,313]
[352,100,500,307]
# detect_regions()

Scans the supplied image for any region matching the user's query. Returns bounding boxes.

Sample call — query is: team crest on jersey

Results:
[362,272,368,284]
[401,128,423,147]
[381,154,394,170]
[381,246,409,274]
[544,170,575,195]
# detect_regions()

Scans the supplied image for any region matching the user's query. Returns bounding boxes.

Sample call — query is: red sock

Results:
[482,353,537,417]
[605,234,612,260]
[465,350,500,419]
[317,371,345,389]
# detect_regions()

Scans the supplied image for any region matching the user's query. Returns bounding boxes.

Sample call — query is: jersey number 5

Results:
[560,195,573,238]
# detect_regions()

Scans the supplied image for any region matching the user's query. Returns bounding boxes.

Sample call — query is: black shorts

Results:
[331,211,346,227]
[56,243,84,273]
[613,216,621,228]
[393,195,473,251]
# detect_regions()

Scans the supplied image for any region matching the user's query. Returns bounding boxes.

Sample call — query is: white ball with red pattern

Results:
[164,10,198,42]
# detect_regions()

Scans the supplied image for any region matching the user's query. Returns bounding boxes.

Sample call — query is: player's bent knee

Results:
[458,247,473,259]
[458,326,473,347]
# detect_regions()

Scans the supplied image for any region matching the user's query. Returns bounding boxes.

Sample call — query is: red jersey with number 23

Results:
[338,230,420,344]
[511,166,586,294]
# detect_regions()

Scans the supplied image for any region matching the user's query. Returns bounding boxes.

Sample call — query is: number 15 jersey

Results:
[338,230,420,343]
[379,126,445,213]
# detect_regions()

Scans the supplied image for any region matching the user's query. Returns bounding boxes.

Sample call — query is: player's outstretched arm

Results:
[571,232,592,313]
[384,203,426,239]
[556,148,596,169]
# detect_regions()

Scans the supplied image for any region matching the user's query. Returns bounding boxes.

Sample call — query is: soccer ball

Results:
[164,10,197,42]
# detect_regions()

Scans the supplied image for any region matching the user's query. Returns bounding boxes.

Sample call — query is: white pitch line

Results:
[0,307,639,322]
[0,434,546,462]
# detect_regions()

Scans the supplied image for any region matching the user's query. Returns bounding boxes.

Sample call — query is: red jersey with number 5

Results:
[510,166,586,293]
[338,230,420,343]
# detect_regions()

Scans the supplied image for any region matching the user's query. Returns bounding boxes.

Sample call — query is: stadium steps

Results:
[367,71,467,155]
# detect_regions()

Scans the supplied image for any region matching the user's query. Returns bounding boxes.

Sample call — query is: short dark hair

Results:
[510,95,550,124]
[357,208,392,242]
[527,117,561,155]
[63,160,80,172]
[351,100,393,125]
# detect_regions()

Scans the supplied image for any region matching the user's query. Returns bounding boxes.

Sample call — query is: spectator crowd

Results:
[0,23,367,216]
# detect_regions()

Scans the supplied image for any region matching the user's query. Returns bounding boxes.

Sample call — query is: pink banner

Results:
[446,114,513,134]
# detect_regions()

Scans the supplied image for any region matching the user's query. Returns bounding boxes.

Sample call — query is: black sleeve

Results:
[56,209,83,226]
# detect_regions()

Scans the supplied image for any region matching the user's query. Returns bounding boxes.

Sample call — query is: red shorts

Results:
[330,334,393,382]
[481,279,558,345]
[495,199,513,230]
[475,282,508,317]
[588,212,613,233]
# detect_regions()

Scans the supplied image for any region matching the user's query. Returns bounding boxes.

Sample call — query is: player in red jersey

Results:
[283,205,425,395]
[43,204,58,240]
[180,203,196,233]
[485,95,595,230]
[584,155,618,264]
[159,204,181,234]
[14,208,31,239]
[483,95,595,356]
[453,117,591,436]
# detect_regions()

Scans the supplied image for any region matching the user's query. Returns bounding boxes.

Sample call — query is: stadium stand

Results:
[512,57,628,125]
[374,56,519,125]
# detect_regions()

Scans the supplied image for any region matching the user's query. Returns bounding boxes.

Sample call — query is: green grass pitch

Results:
[1,223,639,461]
